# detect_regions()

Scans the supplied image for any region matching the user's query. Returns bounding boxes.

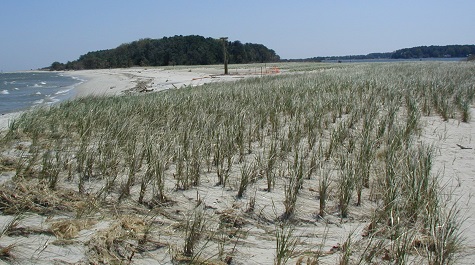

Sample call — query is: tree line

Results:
[281,45,475,62]
[390,45,475,59]
[50,35,280,70]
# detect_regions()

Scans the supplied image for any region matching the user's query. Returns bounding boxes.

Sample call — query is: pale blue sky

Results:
[1,0,474,71]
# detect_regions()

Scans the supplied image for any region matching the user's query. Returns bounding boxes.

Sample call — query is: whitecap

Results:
[0,90,9,95]
[71,76,85,82]
[35,91,42,95]
[33,99,44,104]
[45,96,59,104]
[33,83,42,87]
[55,88,73,95]
[14,88,19,90]
[40,82,46,85]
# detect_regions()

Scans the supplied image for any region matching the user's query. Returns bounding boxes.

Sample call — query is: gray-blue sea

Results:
[0,72,83,114]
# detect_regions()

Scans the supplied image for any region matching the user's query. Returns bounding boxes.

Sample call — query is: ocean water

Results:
[0,72,83,114]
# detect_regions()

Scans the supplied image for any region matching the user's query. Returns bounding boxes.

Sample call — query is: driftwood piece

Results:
[456,144,472,150]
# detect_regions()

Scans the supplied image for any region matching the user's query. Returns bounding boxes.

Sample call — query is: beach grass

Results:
[1,61,474,264]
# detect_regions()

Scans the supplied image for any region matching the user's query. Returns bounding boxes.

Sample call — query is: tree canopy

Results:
[390,45,475,59]
[51,35,280,70]
[282,45,474,62]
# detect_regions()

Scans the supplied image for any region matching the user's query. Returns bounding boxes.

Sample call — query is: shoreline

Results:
[65,70,130,98]
[65,66,254,98]
[0,66,261,131]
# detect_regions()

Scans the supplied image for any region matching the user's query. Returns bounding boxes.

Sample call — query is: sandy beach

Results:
[66,66,260,98]
[0,113,20,131]
[421,110,475,264]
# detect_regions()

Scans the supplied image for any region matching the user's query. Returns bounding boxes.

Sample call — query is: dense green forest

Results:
[50,35,280,70]
[390,45,475,59]
[283,45,475,62]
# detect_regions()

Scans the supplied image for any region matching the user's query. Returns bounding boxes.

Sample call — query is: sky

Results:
[1,0,474,71]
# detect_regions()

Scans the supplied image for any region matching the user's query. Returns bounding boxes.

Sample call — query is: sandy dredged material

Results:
[65,66,255,98]
[0,112,20,131]
[0,65,473,264]
[420,110,475,264]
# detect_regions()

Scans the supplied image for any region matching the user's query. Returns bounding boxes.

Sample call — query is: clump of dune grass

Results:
[1,214,24,238]
[50,218,96,240]
[86,215,164,264]
[337,155,355,219]
[0,179,90,215]
[317,163,332,218]
[237,160,255,198]
[183,206,207,258]
[0,244,15,262]
[275,220,297,265]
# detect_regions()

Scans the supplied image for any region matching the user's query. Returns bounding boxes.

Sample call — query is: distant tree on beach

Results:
[50,61,65,71]
[53,35,280,70]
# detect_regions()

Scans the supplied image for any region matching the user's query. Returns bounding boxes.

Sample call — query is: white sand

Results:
[0,112,21,131]
[421,109,475,264]
[65,66,255,98]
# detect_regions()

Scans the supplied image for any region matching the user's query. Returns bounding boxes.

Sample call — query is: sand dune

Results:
[0,65,473,264]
